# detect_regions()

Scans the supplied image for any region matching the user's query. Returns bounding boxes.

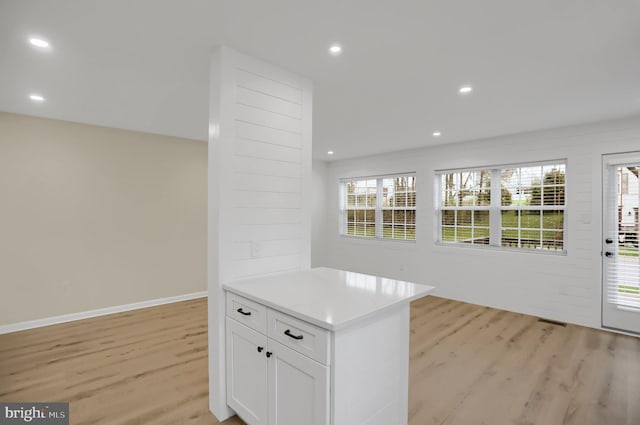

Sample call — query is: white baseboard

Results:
[0,291,208,335]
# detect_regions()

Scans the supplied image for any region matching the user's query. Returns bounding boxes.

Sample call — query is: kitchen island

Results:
[223,267,434,425]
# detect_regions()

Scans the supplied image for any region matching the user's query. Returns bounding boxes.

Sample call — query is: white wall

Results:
[312,159,328,267]
[325,115,640,330]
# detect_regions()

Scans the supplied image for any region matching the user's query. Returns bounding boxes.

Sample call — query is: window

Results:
[436,161,566,252]
[439,170,491,245]
[341,175,416,241]
[344,178,377,238]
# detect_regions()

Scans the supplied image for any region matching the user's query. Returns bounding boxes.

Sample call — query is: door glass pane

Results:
[613,165,640,306]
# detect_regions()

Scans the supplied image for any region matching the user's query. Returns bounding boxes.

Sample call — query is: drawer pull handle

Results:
[284,329,304,340]
[236,308,252,316]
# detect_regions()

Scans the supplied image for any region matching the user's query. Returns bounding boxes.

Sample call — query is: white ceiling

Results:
[1,0,639,160]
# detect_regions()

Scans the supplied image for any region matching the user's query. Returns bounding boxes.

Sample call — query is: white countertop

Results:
[223,267,434,331]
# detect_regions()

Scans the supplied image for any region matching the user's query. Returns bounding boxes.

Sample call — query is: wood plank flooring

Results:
[1,296,639,425]
[408,297,640,425]
[0,299,241,425]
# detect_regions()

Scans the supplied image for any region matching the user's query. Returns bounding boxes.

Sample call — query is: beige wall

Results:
[0,112,207,325]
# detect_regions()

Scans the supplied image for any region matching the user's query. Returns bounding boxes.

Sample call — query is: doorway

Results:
[602,153,640,334]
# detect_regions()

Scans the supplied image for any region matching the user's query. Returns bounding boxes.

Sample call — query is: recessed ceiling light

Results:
[329,44,342,56]
[459,85,473,94]
[327,150,334,155]
[29,37,50,48]
[432,131,442,137]
[29,94,45,102]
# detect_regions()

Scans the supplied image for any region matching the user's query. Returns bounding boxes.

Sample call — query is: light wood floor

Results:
[1,297,639,425]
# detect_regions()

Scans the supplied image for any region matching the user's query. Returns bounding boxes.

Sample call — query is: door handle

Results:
[284,329,304,340]
[605,251,614,257]
[266,351,272,358]
[605,238,613,244]
[257,346,264,353]
[236,308,251,316]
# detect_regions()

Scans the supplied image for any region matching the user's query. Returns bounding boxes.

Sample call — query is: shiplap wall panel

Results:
[232,223,306,242]
[233,173,302,193]
[236,69,302,103]
[208,47,311,421]
[232,156,302,177]
[236,87,302,119]
[231,208,302,225]
[231,240,304,261]
[232,191,302,209]
[233,254,304,279]
[236,104,302,133]
[234,139,301,163]
[236,121,301,148]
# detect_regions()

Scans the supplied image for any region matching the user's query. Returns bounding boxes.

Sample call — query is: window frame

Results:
[435,160,567,254]
[340,173,417,242]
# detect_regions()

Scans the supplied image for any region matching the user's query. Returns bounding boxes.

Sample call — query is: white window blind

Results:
[436,161,566,252]
[341,174,416,241]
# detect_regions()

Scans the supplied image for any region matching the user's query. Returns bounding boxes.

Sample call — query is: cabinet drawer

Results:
[226,292,267,334]
[267,309,330,365]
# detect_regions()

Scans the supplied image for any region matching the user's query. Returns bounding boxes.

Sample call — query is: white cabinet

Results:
[226,319,268,425]
[226,295,329,425]
[268,339,329,425]
[223,268,434,425]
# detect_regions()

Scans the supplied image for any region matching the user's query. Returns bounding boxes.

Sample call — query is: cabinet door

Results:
[267,339,329,425]
[226,318,268,425]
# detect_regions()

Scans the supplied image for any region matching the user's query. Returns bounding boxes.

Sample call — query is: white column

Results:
[208,46,313,421]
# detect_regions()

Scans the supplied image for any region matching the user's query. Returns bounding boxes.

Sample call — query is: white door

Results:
[226,318,268,425]
[267,339,329,425]
[602,153,640,334]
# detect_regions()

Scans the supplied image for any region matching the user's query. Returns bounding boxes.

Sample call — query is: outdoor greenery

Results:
[529,168,565,206]
[619,246,640,257]
[619,284,640,295]
[441,210,563,246]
